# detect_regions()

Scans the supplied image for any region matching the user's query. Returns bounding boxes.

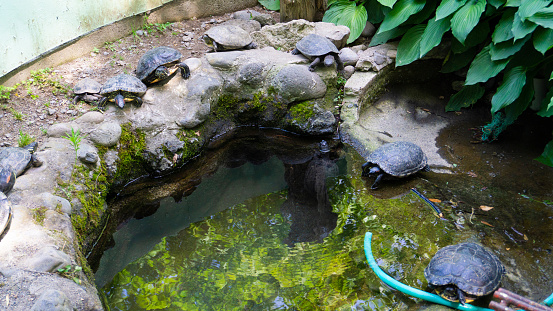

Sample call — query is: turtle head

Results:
[202,34,213,46]
[0,165,16,194]
[361,162,381,176]
[114,93,126,108]
[324,54,335,67]
[154,66,170,80]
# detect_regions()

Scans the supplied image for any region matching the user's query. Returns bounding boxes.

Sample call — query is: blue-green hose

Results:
[544,293,553,306]
[364,232,494,311]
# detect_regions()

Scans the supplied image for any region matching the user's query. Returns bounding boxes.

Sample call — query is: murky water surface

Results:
[97,87,553,310]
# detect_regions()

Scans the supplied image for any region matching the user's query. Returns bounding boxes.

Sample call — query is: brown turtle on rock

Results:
[425,242,505,304]
[136,46,190,85]
[99,74,147,109]
[361,141,429,189]
[73,78,103,104]
[292,34,344,72]
[202,25,257,52]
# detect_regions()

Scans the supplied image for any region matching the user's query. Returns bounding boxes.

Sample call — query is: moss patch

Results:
[288,101,315,123]
[31,206,48,225]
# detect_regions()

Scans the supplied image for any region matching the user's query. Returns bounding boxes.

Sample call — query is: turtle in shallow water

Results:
[0,192,12,239]
[292,34,344,72]
[425,242,505,304]
[361,141,429,189]
[99,74,147,109]
[73,78,103,104]
[202,25,257,52]
[136,46,190,85]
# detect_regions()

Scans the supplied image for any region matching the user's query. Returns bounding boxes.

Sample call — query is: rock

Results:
[33,192,72,215]
[206,51,243,69]
[232,9,262,20]
[343,65,355,80]
[271,65,327,104]
[339,48,359,66]
[222,19,261,33]
[252,14,275,27]
[361,21,376,37]
[75,111,105,124]
[43,211,74,239]
[31,289,72,311]
[314,22,350,49]
[88,121,122,147]
[184,57,202,71]
[47,123,73,138]
[103,150,119,177]
[356,43,398,72]
[77,143,99,164]
[238,62,267,86]
[24,247,71,273]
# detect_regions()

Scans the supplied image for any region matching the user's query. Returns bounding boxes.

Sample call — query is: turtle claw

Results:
[179,63,191,79]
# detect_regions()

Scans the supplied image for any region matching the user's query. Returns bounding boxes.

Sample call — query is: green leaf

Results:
[406,0,438,24]
[323,0,353,24]
[491,66,527,113]
[537,87,553,117]
[446,84,485,111]
[436,0,467,20]
[450,0,486,44]
[512,12,538,39]
[451,20,490,53]
[488,0,506,9]
[365,0,391,23]
[490,34,531,61]
[503,80,533,124]
[518,0,549,21]
[536,139,553,167]
[527,7,553,29]
[323,1,368,43]
[377,0,427,33]
[492,9,516,44]
[396,24,427,66]
[369,25,410,46]
[441,46,479,73]
[505,0,520,6]
[258,0,280,10]
[533,27,553,54]
[465,45,510,85]
[378,0,399,8]
[420,17,451,56]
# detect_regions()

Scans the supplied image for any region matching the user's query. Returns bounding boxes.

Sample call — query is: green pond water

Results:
[96,115,553,310]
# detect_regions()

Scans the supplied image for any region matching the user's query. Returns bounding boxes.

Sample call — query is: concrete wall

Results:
[0,0,258,86]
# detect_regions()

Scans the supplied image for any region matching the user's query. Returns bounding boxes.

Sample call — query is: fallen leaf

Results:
[172,154,178,164]
[480,205,494,211]
[195,131,201,136]
[429,198,441,203]
[467,171,478,177]
[523,234,528,241]
[481,221,494,227]
[506,248,510,251]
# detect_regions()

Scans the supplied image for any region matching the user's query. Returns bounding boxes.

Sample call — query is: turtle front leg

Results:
[134,97,143,108]
[291,48,300,55]
[213,41,220,52]
[245,42,258,50]
[178,62,191,79]
[308,57,322,71]
[98,97,108,111]
[334,54,345,71]
[73,94,83,105]
[370,173,385,190]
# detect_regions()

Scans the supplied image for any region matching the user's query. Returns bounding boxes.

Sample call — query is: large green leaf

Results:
[505,0,520,6]
[451,20,490,53]
[488,0,506,9]
[406,0,438,24]
[396,24,427,66]
[323,1,369,44]
[369,25,410,46]
[445,84,485,111]
[378,0,399,8]
[536,139,553,167]
[518,0,550,21]
[323,0,353,24]
[491,66,527,113]
[441,46,479,73]
[420,17,451,56]
[451,0,486,45]
[465,45,510,85]
[365,0,391,23]
[533,27,553,54]
[528,7,553,29]
[537,87,553,117]
[436,0,467,20]
[377,0,427,33]
[490,34,531,60]
[258,0,280,11]
[492,9,516,44]
[512,12,538,39]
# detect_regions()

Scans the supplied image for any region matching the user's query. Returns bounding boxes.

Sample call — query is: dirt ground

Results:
[0,5,279,148]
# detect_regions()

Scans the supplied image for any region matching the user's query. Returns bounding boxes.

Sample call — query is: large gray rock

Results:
[88,121,122,147]
[339,48,359,67]
[77,143,99,165]
[24,247,71,273]
[222,19,261,33]
[271,65,327,104]
[31,289,72,311]
[356,43,398,72]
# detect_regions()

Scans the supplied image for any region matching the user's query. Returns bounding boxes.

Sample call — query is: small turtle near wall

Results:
[425,242,505,305]
[136,46,190,86]
[202,25,257,52]
[361,141,429,189]
[99,74,147,110]
[292,34,344,73]
[73,78,103,104]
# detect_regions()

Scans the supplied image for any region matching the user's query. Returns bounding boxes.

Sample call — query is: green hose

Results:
[544,293,553,306]
[364,232,494,311]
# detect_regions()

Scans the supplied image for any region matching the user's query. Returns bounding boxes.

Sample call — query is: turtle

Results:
[424,242,505,304]
[136,46,190,85]
[0,192,12,239]
[0,142,42,178]
[0,165,16,194]
[291,34,344,72]
[73,78,103,104]
[99,74,147,109]
[361,141,429,189]
[202,25,257,52]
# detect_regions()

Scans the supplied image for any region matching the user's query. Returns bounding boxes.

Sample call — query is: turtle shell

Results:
[136,46,183,81]
[204,25,253,50]
[295,34,339,58]
[0,165,16,194]
[0,142,37,176]
[425,243,505,298]
[73,78,102,95]
[0,192,12,238]
[100,74,147,98]
[365,141,427,177]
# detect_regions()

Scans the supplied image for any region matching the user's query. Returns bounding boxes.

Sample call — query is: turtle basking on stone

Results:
[0,142,42,179]
[202,25,257,52]
[136,46,190,85]
[425,242,505,304]
[361,141,429,189]
[0,192,12,239]
[73,78,103,104]
[99,74,147,109]
[292,34,344,72]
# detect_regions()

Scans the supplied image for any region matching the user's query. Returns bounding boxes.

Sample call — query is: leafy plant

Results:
[324,0,553,166]
[63,128,87,178]
[258,0,280,11]
[18,130,34,147]
[10,108,25,121]
[57,264,83,284]
[0,85,17,100]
